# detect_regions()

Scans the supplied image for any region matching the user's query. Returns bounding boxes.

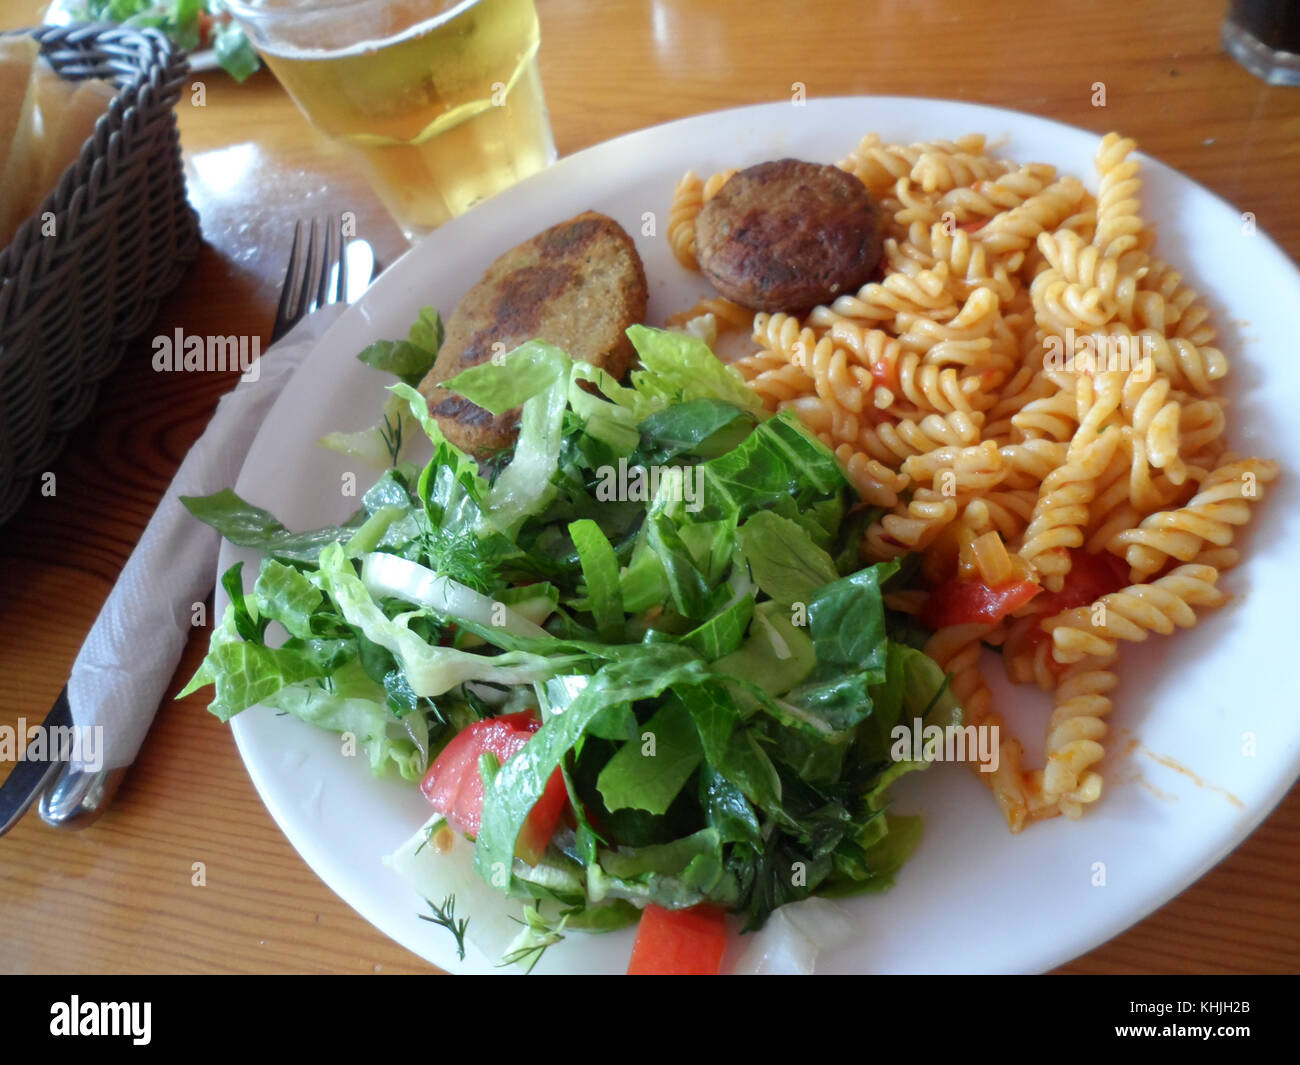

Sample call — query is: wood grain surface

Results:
[2,0,1297,975]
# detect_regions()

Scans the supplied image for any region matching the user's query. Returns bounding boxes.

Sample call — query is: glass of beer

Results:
[226,0,557,239]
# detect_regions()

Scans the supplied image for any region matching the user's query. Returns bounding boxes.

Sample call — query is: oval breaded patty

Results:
[418,210,648,458]
[695,159,882,312]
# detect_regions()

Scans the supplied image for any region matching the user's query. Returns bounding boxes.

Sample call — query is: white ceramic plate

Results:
[217,97,1300,974]
[44,0,222,71]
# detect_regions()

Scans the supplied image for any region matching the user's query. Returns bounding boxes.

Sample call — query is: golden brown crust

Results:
[695,158,882,312]
[418,210,648,456]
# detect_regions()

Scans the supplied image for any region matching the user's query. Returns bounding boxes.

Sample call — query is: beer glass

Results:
[226,0,558,239]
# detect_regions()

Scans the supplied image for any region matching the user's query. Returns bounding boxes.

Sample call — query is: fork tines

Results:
[272,215,348,344]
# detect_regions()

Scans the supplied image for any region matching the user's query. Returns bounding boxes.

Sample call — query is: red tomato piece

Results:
[871,357,900,393]
[921,577,1041,629]
[1015,549,1132,678]
[515,773,570,867]
[627,904,729,976]
[420,710,567,865]
[1034,548,1130,617]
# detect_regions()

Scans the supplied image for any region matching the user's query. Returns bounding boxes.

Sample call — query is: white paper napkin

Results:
[66,304,348,771]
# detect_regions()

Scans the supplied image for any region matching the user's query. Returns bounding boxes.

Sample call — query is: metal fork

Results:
[271,216,370,343]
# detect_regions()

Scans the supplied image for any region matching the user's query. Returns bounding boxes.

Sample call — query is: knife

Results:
[0,688,72,835]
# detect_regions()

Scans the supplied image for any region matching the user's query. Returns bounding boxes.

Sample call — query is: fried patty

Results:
[418,210,648,457]
[695,159,882,312]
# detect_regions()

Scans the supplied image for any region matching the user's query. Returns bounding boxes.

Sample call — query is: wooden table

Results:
[2,0,1297,975]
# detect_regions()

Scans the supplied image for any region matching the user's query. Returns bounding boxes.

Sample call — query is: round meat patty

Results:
[417,210,648,458]
[694,158,883,312]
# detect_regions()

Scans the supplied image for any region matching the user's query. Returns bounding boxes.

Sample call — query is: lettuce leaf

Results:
[596,697,703,815]
[693,411,849,523]
[445,341,571,535]
[568,519,624,642]
[180,489,366,563]
[265,659,427,780]
[626,325,764,413]
[178,603,329,722]
[737,510,839,608]
[635,399,758,466]
[587,828,737,908]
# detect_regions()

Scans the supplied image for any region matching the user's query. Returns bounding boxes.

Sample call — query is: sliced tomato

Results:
[921,576,1041,629]
[627,904,729,975]
[420,711,567,865]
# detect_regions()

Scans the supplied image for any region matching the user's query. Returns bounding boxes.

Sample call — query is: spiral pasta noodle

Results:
[1036,652,1119,817]
[1111,457,1280,579]
[666,168,738,272]
[1007,380,1078,441]
[935,162,1057,223]
[665,129,1277,830]
[911,147,1010,194]
[862,487,960,561]
[962,488,1038,542]
[1043,564,1226,663]
[835,133,988,193]
[923,623,1034,831]
[1018,429,1122,591]
[889,223,1019,303]
[1092,133,1144,263]
[863,410,985,466]
[665,295,753,333]
[820,317,988,416]
[812,265,957,325]
[667,171,704,271]
[974,177,1088,257]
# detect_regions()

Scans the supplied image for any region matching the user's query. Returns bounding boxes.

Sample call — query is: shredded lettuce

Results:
[314,542,579,697]
[183,319,967,969]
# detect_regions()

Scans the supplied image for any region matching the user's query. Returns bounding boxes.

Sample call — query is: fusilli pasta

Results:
[666,129,1276,831]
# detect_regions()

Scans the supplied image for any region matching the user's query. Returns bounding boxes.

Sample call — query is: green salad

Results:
[180,315,960,970]
[76,0,259,81]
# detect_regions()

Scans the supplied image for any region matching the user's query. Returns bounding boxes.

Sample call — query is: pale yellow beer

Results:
[230,0,556,237]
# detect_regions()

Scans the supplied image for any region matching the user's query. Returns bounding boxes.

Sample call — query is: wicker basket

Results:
[0,23,200,526]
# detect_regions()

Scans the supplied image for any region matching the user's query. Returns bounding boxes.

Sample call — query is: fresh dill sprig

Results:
[419,894,469,961]
[379,411,404,467]
[418,523,497,593]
